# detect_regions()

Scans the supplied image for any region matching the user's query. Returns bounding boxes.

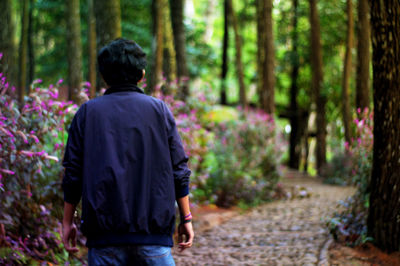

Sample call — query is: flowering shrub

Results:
[0,75,82,264]
[328,108,373,246]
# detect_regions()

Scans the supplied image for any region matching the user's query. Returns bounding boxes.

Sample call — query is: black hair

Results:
[97,38,147,86]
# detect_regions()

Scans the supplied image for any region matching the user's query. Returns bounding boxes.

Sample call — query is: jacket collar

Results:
[104,84,145,95]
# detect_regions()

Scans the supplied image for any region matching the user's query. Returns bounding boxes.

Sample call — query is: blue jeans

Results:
[88,245,175,266]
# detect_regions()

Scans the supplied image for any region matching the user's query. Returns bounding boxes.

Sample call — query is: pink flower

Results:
[20,150,35,157]
[57,79,64,84]
[0,169,15,175]
[0,53,2,60]
[84,81,91,87]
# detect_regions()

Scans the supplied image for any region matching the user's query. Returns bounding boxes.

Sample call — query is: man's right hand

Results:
[62,223,79,253]
[178,222,194,252]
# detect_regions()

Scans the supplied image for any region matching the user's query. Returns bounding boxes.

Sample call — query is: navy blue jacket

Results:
[62,84,191,247]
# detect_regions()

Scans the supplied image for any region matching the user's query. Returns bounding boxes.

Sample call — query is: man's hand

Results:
[178,222,194,251]
[62,223,79,253]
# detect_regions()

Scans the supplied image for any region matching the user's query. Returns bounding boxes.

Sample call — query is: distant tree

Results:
[66,0,83,102]
[228,0,246,107]
[341,0,354,144]
[150,0,164,93]
[0,0,16,86]
[356,0,370,110]
[256,0,275,114]
[28,0,35,85]
[289,0,301,169]
[163,2,177,83]
[220,0,229,105]
[367,0,400,253]
[87,0,97,97]
[309,0,326,174]
[18,0,29,102]
[170,0,189,99]
[94,0,121,88]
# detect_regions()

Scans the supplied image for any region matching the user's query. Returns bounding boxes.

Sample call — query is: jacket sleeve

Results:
[62,105,86,205]
[163,103,191,199]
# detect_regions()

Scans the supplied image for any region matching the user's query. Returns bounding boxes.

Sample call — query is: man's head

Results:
[98,38,147,86]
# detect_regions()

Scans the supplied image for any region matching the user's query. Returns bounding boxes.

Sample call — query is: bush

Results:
[0,76,84,264]
[328,108,373,246]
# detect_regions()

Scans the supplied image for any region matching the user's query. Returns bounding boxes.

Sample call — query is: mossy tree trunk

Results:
[256,0,275,114]
[170,0,189,99]
[356,0,370,111]
[66,0,83,102]
[87,0,97,97]
[150,0,164,94]
[367,0,400,253]
[0,0,16,87]
[163,1,177,84]
[309,0,326,174]
[220,0,229,105]
[228,0,246,107]
[18,0,29,102]
[342,0,354,145]
[94,0,121,89]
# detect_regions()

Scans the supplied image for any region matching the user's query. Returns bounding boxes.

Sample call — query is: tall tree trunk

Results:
[256,0,275,114]
[27,0,35,85]
[289,0,301,169]
[163,1,177,84]
[66,0,83,102]
[150,0,164,93]
[0,0,16,86]
[220,0,229,105]
[228,0,246,107]
[356,0,370,111]
[94,0,121,89]
[204,0,217,42]
[309,0,326,174]
[18,0,29,103]
[170,0,189,99]
[367,0,400,253]
[87,0,97,97]
[342,0,354,145]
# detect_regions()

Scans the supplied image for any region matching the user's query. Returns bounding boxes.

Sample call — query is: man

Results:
[62,38,194,265]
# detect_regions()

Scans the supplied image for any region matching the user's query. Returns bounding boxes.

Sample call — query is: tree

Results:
[18,0,29,102]
[94,0,121,88]
[28,0,35,85]
[220,0,229,105]
[341,0,354,145]
[256,0,275,114]
[0,0,16,86]
[163,2,177,83]
[150,0,164,93]
[356,0,370,110]
[170,0,190,99]
[66,0,83,102]
[309,0,326,174]
[367,0,400,253]
[87,0,97,97]
[228,0,246,107]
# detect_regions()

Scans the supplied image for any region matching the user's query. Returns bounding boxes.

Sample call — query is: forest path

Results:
[173,169,356,265]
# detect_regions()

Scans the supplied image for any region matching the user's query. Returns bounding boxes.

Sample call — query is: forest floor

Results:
[173,168,400,265]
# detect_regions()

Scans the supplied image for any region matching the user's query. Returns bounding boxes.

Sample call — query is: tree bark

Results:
[228,0,246,107]
[256,0,275,114]
[150,0,164,94]
[87,0,97,97]
[0,0,16,86]
[342,0,354,145]
[28,0,35,86]
[220,0,229,105]
[289,0,301,169]
[66,0,83,102]
[356,0,370,111]
[163,1,177,84]
[309,0,326,174]
[367,0,400,253]
[94,0,121,89]
[203,0,217,42]
[170,0,189,99]
[18,0,29,102]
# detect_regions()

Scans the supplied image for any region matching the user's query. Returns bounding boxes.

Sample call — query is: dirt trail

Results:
[173,169,355,265]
